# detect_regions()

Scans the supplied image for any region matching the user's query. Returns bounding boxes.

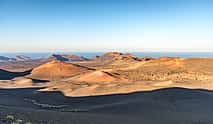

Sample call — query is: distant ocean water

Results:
[0,52,213,59]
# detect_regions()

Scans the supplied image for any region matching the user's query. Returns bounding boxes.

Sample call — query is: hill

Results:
[0,56,16,62]
[83,52,141,69]
[49,54,88,62]
[116,57,213,81]
[71,71,126,83]
[0,58,49,72]
[15,55,32,61]
[28,60,93,80]
[94,52,140,63]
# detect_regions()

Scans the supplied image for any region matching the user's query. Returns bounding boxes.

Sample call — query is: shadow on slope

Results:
[1,87,213,124]
[1,87,213,111]
[0,69,32,80]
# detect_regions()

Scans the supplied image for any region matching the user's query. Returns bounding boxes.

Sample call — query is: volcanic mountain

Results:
[15,55,32,61]
[28,60,93,80]
[0,56,16,62]
[0,55,32,62]
[49,54,88,62]
[86,52,142,69]
[0,58,49,72]
[94,52,140,62]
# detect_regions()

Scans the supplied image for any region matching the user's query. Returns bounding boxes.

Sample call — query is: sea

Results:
[0,52,213,59]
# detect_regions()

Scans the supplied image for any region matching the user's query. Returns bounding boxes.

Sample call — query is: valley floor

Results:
[0,88,213,124]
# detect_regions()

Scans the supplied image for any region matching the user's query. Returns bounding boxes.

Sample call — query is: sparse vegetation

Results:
[118,69,210,81]
[3,114,31,124]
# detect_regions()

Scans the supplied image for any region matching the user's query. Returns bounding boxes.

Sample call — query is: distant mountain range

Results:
[48,54,88,62]
[0,55,31,62]
[0,54,89,62]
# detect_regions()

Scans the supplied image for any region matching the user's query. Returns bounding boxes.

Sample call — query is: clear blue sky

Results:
[0,0,213,52]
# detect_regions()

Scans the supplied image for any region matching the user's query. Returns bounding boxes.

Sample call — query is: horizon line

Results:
[1,51,213,53]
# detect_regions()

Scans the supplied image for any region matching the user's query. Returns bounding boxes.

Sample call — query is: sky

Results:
[0,0,213,52]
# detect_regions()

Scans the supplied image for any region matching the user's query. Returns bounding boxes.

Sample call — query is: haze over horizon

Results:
[1,0,213,52]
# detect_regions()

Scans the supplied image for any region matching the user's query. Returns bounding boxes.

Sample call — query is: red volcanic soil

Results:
[29,60,93,80]
[72,71,126,83]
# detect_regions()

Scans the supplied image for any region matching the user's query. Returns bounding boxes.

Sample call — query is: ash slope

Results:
[0,88,213,124]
